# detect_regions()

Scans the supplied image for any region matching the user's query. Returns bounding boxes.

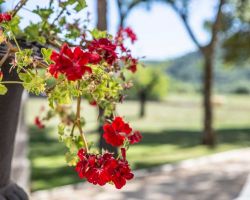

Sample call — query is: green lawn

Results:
[27,94,250,191]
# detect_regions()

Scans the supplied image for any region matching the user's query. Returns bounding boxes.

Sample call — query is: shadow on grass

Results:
[29,126,82,191]
[29,125,250,191]
[132,128,250,169]
[29,126,55,142]
[29,126,66,158]
[31,166,82,191]
[29,125,250,158]
[137,128,250,147]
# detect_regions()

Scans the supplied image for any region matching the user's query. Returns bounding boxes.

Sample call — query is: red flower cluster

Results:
[75,148,133,189]
[116,27,137,44]
[34,116,45,129]
[103,116,142,147]
[88,38,117,65]
[89,100,97,106]
[121,55,138,73]
[0,13,12,23]
[49,44,98,81]
[114,27,139,73]
[128,131,142,145]
[49,30,138,79]
[128,58,138,73]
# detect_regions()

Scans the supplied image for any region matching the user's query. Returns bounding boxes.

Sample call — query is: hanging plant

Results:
[0,0,141,189]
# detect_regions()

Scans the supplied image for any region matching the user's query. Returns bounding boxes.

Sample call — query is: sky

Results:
[4,0,217,61]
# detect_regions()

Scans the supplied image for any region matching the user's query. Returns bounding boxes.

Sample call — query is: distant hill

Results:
[145,51,250,94]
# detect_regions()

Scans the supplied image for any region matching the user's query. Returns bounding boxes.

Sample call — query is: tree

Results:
[222,0,250,64]
[115,0,227,146]
[97,0,107,30]
[127,66,168,118]
[96,0,118,155]
[157,0,225,146]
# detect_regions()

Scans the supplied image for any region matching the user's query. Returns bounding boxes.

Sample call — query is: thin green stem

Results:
[76,81,89,152]
[0,81,23,84]
[70,123,76,137]
[12,34,21,52]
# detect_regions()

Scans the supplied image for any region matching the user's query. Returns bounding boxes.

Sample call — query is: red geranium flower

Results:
[75,149,89,178]
[0,13,12,23]
[116,27,137,44]
[128,58,138,73]
[121,55,138,73]
[103,117,132,147]
[75,148,134,189]
[128,131,142,144]
[34,116,45,129]
[76,149,112,186]
[110,158,134,189]
[86,155,111,186]
[109,148,134,189]
[87,52,102,64]
[49,44,93,81]
[88,38,118,65]
[89,100,97,106]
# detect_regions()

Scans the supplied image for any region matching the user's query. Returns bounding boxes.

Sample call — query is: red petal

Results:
[61,43,73,58]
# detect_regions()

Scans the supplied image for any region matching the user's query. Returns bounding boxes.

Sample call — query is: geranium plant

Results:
[0,0,141,189]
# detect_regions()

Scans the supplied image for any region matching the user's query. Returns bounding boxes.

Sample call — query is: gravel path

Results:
[31,148,250,200]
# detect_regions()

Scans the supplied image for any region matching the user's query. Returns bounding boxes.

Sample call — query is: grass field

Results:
[27,94,250,191]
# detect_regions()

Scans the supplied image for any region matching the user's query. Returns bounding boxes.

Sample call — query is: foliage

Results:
[126,65,169,100]
[0,83,7,95]
[0,0,141,189]
[146,51,250,94]
[222,0,250,63]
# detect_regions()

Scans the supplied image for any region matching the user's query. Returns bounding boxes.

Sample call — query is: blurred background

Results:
[1,0,250,199]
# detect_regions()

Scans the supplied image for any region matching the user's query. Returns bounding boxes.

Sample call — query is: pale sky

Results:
[4,0,218,60]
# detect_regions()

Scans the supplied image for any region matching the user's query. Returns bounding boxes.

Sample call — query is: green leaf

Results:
[0,84,7,95]
[58,123,65,136]
[48,95,54,108]
[19,73,45,95]
[33,8,53,19]
[66,0,76,5]
[24,23,46,44]
[59,16,66,26]
[65,26,81,39]
[90,28,107,39]
[75,0,87,12]
[64,137,79,153]
[18,73,30,82]
[15,49,33,70]
[47,81,74,108]
[60,0,87,12]
[41,48,52,64]
[65,152,78,166]
[7,16,22,35]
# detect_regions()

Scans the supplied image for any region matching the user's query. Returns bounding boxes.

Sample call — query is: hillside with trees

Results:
[146,51,250,94]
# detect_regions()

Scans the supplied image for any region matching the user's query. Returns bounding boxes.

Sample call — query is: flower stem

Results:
[0,81,23,84]
[76,81,89,153]
[12,33,21,52]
